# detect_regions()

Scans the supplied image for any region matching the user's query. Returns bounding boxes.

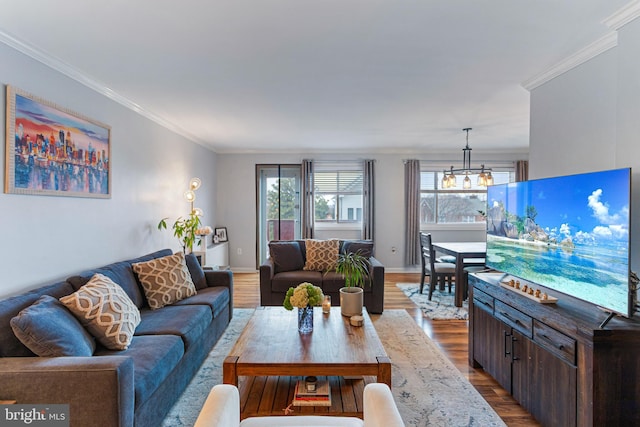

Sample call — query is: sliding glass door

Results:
[256,165,301,266]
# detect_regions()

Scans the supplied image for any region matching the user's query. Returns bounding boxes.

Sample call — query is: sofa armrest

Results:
[259,259,275,281]
[204,269,233,289]
[204,270,234,320]
[368,256,384,278]
[363,383,404,427]
[194,384,240,427]
[259,259,275,306]
[0,356,134,427]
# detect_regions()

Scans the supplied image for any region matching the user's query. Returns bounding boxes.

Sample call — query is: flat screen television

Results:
[486,168,633,318]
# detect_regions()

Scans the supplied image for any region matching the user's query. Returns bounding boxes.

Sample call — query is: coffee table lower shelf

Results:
[238,375,375,420]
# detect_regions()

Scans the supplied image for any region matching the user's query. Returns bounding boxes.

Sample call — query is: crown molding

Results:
[0,29,211,150]
[523,1,640,91]
[522,31,618,91]
[604,0,640,30]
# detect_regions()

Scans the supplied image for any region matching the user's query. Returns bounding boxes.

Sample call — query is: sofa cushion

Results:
[0,281,75,357]
[322,271,372,293]
[269,241,305,273]
[303,239,339,272]
[10,295,96,357]
[185,252,208,290]
[173,286,230,319]
[68,262,144,309]
[132,252,197,309]
[60,273,141,350]
[95,334,184,409]
[135,305,212,350]
[271,271,323,292]
[342,240,374,258]
[67,249,174,309]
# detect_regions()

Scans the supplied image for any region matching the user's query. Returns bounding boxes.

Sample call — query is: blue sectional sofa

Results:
[0,249,233,427]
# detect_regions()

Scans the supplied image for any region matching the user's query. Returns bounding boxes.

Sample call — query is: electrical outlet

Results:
[237,248,242,255]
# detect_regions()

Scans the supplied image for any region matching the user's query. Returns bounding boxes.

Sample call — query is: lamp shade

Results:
[189,177,202,191]
[184,190,196,203]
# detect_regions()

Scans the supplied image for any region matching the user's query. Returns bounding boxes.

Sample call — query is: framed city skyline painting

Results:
[5,85,111,198]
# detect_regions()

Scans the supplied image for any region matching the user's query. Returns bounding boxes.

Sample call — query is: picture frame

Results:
[5,85,112,198]
[215,227,228,242]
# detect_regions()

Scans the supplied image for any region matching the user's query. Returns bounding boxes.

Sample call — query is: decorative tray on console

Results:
[500,278,558,304]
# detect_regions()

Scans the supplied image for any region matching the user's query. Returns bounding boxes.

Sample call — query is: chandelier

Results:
[441,128,493,189]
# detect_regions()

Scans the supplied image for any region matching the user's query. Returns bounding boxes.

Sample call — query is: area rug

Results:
[162,308,505,427]
[397,283,469,320]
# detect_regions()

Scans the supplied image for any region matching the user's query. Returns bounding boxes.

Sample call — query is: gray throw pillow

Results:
[10,295,96,357]
[268,241,305,273]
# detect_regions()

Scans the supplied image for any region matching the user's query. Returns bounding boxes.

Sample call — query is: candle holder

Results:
[322,295,331,314]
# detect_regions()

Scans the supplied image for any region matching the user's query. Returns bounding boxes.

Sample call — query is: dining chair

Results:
[419,232,456,300]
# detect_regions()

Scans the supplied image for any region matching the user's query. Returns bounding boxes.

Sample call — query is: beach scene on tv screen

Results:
[486,168,630,316]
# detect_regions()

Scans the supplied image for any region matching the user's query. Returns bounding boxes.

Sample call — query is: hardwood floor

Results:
[232,271,540,426]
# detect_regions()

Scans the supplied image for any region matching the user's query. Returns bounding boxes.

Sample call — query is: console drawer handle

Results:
[540,333,567,351]
[500,311,522,326]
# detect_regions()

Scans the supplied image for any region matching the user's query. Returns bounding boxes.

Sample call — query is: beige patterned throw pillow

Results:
[303,239,339,271]
[132,252,197,310]
[60,273,141,350]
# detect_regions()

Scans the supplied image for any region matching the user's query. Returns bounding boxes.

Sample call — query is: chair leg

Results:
[463,271,469,300]
[420,271,425,294]
[428,275,437,301]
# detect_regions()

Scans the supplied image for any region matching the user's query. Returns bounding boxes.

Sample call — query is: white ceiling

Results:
[0,1,632,154]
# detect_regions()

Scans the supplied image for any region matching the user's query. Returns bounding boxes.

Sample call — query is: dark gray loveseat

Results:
[0,249,233,427]
[259,239,384,313]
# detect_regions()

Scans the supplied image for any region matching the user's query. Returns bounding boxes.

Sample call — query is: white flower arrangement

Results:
[283,282,324,310]
[195,226,213,236]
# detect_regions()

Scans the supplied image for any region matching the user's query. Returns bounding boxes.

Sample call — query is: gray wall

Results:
[0,43,218,298]
[528,17,640,273]
[216,151,523,272]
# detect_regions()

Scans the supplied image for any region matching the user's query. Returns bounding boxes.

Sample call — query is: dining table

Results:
[431,241,487,307]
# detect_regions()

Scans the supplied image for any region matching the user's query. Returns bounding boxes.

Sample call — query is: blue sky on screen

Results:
[488,168,630,243]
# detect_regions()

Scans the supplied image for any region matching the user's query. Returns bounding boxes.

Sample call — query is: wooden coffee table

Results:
[223,306,391,388]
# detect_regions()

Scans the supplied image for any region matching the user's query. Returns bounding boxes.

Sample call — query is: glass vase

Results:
[298,306,314,334]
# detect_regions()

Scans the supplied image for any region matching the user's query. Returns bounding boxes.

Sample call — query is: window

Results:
[420,169,512,226]
[313,162,363,224]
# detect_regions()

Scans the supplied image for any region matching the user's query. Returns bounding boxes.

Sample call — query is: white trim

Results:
[604,0,640,30]
[386,267,421,273]
[522,32,618,91]
[0,29,210,150]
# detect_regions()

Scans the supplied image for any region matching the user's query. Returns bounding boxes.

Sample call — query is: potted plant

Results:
[158,212,202,253]
[334,250,370,317]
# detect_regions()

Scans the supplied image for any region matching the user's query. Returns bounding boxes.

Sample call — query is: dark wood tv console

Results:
[469,272,640,427]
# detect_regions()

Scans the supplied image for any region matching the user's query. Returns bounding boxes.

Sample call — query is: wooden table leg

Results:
[223,356,239,386]
[377,356,392,388]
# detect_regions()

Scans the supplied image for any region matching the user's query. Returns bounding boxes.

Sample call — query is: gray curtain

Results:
[362,159,375,241]
[404,159,420,265]
[516,160,529,182]
[301,159,314,238]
